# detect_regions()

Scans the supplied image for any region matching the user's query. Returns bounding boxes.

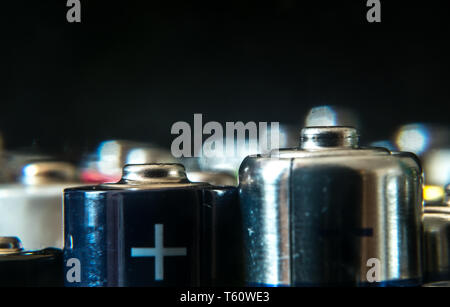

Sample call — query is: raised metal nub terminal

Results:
[300,126,359,150]
[21,161,77,185]
[119,164,190,184]
[0,237,24,255]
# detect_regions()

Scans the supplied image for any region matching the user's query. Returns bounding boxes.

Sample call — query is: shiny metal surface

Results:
[239,126,423,286]
[186,171,237,186]
[0,240,64,286]
[121,163,188,183]
[64,163,242,286]
[0,161,80,251]
[0,237,23,255]
[100,164,205,190]
[239,157,292,285]
[300,126,359,149]
[423,206,450,283]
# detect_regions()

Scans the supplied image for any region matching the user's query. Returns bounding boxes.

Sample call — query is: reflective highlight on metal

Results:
[239,126,423,286]
[423,206,450,284]
[64,163,242,286]
[300,126,359,149]
[424,185,446,205]
[186,171,238,186]
[369,140,397,152]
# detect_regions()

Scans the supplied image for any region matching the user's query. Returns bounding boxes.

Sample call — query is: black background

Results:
[3,1,449,158]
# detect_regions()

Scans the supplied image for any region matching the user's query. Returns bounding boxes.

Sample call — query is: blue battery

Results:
[63,164,242,286]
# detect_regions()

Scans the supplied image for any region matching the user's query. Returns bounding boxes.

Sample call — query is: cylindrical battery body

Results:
[0,184,73,251]
[0,237,63,287]
[239,126,423,286]
[64,164,242,286]
[423,205,450,284]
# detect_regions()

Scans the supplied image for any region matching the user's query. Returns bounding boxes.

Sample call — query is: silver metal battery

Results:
[0,236,63,286]
[0,160,80,251]
[239,126,423,286]
[423,185,450,285]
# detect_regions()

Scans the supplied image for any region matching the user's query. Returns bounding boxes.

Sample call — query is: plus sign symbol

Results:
[131,224,187,281]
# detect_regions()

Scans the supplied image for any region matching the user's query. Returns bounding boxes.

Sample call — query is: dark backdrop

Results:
[2,1,449,157]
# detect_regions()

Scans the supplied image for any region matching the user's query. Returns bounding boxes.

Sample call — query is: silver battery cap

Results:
[101,163,207,189]
[120,163,190,184]
[300,126,359,150]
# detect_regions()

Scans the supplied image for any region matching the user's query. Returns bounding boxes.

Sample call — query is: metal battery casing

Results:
[239,126,423,286]
[0,237,63,287]
[423,186,450,285]
[63,163,242,287]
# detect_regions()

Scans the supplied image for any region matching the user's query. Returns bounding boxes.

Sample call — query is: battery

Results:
[423,184,450,285]
[0,160,79,251]
[63,163,242,286]
[238,126,423,286]
[0,160,79,286]
[0,237,63,287]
